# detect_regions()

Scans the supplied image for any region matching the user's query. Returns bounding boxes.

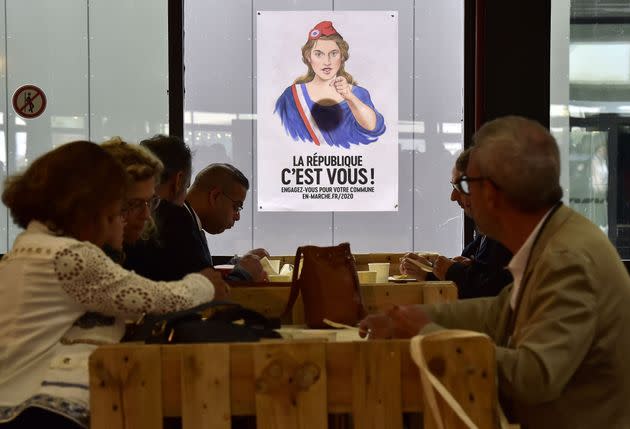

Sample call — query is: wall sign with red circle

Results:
[12,85,47,119]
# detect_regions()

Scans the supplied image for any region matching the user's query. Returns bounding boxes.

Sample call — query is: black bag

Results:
[123,301,282,344]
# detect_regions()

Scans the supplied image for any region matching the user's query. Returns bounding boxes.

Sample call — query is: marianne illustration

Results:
[274,21,386,149]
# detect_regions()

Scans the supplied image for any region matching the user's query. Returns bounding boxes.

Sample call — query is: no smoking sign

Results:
[12,84,47,119]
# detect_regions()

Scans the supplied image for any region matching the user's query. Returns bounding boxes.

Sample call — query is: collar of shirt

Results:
[184,202,203,232]
[475,234,487,258]
[507,207,555,309]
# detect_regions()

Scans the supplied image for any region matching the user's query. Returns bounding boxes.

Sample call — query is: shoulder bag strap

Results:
[281,246,304,319]
[340,242,366,317]
[410,333,479,429]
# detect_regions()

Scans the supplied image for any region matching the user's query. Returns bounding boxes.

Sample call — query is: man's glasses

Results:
[221,192,244,213]
[123,195,161,213]
[452,175,491,195]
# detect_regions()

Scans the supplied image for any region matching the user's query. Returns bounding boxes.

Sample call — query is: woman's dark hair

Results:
[2,141,127,236]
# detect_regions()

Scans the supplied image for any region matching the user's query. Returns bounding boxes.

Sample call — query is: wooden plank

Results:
[89,332,496,428]
[179,344,231,429]
[229,286,290,320]
[353,253,406,275]
[162,344,257,417]
[89,345,163,429]
[253,342,328,429]
[158,341,425,418]
[229,344,257,416]
[326,343,355,413]
[272,253,407,275]
[226,286,303,324]
[420,332,497,428]
[422,282,458,304]
[163,344,258,418]
[161,345,183,417]
[360,284,424,313]
[352,340,403,429]
[226,282,455,325]
[228,282,457,325]
[400,340,424,412]
[327,341,422,414]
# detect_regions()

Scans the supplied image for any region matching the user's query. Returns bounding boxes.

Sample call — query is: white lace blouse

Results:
[0,221,215,427]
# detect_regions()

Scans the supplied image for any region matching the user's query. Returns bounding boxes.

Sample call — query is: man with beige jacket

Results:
[360,116,630,428]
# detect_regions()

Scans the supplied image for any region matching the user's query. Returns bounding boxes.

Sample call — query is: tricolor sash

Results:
[291,84,326,146]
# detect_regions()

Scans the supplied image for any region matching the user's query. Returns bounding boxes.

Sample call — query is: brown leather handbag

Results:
[282,243,366,328]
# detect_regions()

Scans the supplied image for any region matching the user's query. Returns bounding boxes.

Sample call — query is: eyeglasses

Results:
[221,192,244,213]
[123,195,161,213]
[453,175,491,195]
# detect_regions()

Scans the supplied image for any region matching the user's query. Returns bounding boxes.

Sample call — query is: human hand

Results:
[432,256,455,280]
[417,252,440,264]
[199,268,230,300]
[330,76,352,99]
[399,252,431,279]
[387,305,432,338]
[237,254,268,282]
[246,248,270,259]
[452,256,473,266]
[358,313,395,339]
[358,305,432,339]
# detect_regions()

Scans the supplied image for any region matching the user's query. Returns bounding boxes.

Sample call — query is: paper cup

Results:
[368,263,390,283]
[357,270,377,283]
[280,263,294,276]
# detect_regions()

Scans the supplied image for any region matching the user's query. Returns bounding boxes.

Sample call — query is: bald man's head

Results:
[190,163,249,193]
[187,163,249,234]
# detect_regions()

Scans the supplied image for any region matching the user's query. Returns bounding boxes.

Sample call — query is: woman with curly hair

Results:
[0,141,223,428]
[101,137,163,248]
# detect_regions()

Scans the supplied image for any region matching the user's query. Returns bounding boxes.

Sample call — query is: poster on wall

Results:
[257,10,398,211]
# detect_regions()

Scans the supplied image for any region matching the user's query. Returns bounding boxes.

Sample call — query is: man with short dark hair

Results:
[141,134,192,206]
[124,135,267,282]
[360,116,630,428]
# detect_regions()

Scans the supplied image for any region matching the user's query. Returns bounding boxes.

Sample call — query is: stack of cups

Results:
[368,262,390,283]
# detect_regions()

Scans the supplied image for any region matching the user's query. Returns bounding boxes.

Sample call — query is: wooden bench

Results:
[89,329,502,429]
[229,281,457,323]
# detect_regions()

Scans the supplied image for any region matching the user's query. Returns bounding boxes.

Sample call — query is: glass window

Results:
[551,0,630,258]
[184,0,465,256]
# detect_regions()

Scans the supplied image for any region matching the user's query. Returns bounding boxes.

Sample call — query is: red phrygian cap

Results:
[308,21,338,40]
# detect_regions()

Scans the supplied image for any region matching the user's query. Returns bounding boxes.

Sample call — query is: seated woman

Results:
[100,137,163,259]
[0,141,221,429]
